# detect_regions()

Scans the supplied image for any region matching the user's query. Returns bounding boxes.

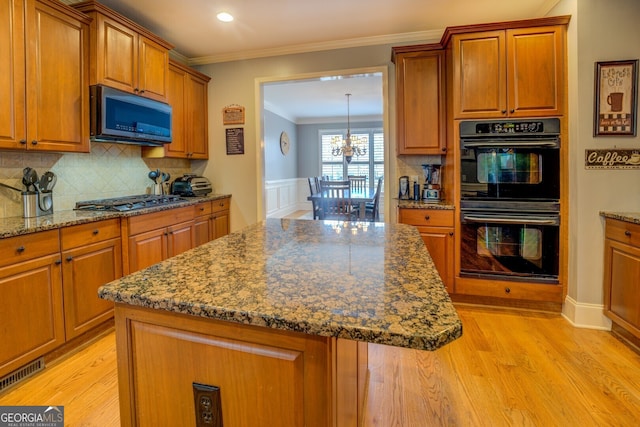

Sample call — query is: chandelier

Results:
[331,93,367,163]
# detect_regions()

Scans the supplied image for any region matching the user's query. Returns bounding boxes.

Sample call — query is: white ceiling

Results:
[68,0,560,122]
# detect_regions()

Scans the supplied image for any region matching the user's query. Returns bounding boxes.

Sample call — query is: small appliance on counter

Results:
[171,174,212,197]
[421,164,442,201]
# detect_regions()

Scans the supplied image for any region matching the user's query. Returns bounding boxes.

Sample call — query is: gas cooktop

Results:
[75,194,186,212]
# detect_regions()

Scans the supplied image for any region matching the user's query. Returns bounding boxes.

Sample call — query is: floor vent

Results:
[0,357,45,393]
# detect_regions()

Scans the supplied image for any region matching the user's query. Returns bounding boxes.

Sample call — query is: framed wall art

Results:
[594,59,638,136]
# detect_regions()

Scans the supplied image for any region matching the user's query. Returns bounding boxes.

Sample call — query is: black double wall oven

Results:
[459,118,560,284]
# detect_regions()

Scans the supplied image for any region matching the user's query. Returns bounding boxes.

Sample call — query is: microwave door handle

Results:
[463,215,559,226]
[461,140,559,148]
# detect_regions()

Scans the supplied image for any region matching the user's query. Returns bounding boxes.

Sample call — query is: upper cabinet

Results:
[0,0,90,153]
[73,0,173,102]
[393,47,446,155]
[449,24,566,119]
[142,60,211,159]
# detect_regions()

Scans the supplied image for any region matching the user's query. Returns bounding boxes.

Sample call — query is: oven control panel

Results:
[475,121,544,134]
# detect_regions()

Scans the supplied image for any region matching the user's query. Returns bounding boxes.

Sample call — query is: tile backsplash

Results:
[0,143,198,218]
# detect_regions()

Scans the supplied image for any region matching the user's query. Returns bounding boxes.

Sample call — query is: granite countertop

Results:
[0,194,231,239]
[397,199,455,210]
[98,218,463,351]
[600,211,640,224]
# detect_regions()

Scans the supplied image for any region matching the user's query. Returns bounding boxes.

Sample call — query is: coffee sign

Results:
[585,149,640,169]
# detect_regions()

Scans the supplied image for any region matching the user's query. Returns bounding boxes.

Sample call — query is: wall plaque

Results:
[226,128,245,155]
[585,149,640,169]
[222,104,245,125]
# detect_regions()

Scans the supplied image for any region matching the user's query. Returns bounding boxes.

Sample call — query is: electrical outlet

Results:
[193,383,223,427]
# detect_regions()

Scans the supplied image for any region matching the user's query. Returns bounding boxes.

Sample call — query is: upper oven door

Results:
[460,126,560,202]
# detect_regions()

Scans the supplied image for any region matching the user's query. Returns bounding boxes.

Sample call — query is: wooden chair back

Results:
[348,175,367,192]
[308,177,322,219]
[319,180,353,220]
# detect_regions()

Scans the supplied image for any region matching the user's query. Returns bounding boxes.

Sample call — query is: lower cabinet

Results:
[126,206,195,274]
[60,219,122,340]
[194,197,231,246]
[603,218,640,350]
[0,230,64,378]
[398,208,454,292]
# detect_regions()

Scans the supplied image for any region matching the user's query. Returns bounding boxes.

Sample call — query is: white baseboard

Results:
[562,296,612,330]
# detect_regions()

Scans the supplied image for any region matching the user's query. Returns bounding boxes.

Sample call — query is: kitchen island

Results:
[99,219,462,426]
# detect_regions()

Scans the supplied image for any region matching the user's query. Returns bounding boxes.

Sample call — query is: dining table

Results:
[307,187,376,220]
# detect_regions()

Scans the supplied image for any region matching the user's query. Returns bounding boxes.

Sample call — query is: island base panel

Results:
[114,304,368,426]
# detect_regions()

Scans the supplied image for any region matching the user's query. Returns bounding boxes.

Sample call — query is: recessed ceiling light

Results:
[217,12,234,22]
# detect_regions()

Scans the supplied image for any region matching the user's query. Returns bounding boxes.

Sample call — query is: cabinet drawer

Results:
[0,230,60,268]
[398,208,454,227]
[128,206,195,236]
[61,219,121,250]
[605,219,640,247]
[211,197,230,213]
[194,201,212,217]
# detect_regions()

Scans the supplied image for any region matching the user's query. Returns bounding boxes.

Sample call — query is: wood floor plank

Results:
[1,304,640,426]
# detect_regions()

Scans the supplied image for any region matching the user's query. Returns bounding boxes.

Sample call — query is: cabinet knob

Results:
[31,140,38,145]
[441,147,447,152]
[449,232,454,236]
[55,259,62,265]
[92,229,99,235]
[66,256,73,262]
[625,230,632,237]
[200,207,205,211]
[424,215,430,221]
[510,109,515,114]
[19,139,27,145]
[505,287,511,294]
[16,246,25,253]
[501,110,507,114]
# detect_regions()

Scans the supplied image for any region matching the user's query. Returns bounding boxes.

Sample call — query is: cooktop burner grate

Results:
[75,194,185,212]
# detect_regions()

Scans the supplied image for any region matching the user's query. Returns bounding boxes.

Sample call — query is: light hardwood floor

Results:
[1,304,639,426]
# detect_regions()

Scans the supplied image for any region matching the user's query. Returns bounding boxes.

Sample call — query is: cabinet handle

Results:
[19,139,27,145]
[55,259,62,265]
[200,207,205,211]
[66,256,73,262]
[16,246,25,253]
[505,287,511,294]
[625,230,632,237]
[31,140,38,145]
[424,215,430,221]
[92,229,99,235]
[510,109,515,114]
[449,232,454,236]
[441,147,447,152]
[501,110,507,114]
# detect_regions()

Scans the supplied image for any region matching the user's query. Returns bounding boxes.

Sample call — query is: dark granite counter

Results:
[397,200,455,210]
[600,211,640,225]
[98,218,463,351]
[0,194,231,239]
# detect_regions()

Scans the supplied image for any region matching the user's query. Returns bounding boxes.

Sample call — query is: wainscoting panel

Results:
[265,179,311,218]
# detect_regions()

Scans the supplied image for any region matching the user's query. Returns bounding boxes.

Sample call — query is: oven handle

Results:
[461,140,559,148]
[462,214,559,226]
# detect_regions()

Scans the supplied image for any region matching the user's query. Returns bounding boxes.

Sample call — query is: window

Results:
[320,128,384,190]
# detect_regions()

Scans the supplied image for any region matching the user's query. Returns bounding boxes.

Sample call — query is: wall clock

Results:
[280,131,290,155]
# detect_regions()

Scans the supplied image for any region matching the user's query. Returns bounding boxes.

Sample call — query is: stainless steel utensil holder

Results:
[22,191,53,218]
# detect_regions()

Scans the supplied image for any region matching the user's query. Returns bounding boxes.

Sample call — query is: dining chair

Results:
[365,177,383,221]
[348,175,367,192]
[319,180,355,220]
[308,177,322,220]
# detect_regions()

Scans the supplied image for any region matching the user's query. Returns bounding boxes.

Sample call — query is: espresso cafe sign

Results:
[585,149,640,169]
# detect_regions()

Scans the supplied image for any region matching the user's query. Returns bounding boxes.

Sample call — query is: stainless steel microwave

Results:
[89,85,172,146]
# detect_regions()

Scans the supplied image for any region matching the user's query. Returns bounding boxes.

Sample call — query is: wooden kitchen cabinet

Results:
[398,208,454,292]
[0,230,64,378]
[0,0,90,152]
[125,206,195,274]
[393,48,447,154]
[60,219,122,340]
[143,60,211,159]
[603,218,640,351]
[450,24,566,119]
[73,0,173,102]
[194,197,231,246]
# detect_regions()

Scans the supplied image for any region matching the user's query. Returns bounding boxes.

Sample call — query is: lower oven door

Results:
[460,211,559,283]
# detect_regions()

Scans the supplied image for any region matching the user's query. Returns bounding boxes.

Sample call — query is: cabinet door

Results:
[24,0,89,152]
[507,26,565,117]
[138,35,169,101]
[164,62,188,158]
[604,238,640,335]
[0,0,26,150]
[193,215,212,247]
[129,228,167,273]
[186,73,209,159]
[212,213,230,240]
[93,13,138,95]
[0,254,64,378]
[62,238,122,340]
[396,50,446,154]
[452,31,506,119]
[418,227,454,293]
[167,221,194,258]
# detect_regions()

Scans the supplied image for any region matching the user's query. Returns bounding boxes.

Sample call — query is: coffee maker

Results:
[421,164,441,201]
